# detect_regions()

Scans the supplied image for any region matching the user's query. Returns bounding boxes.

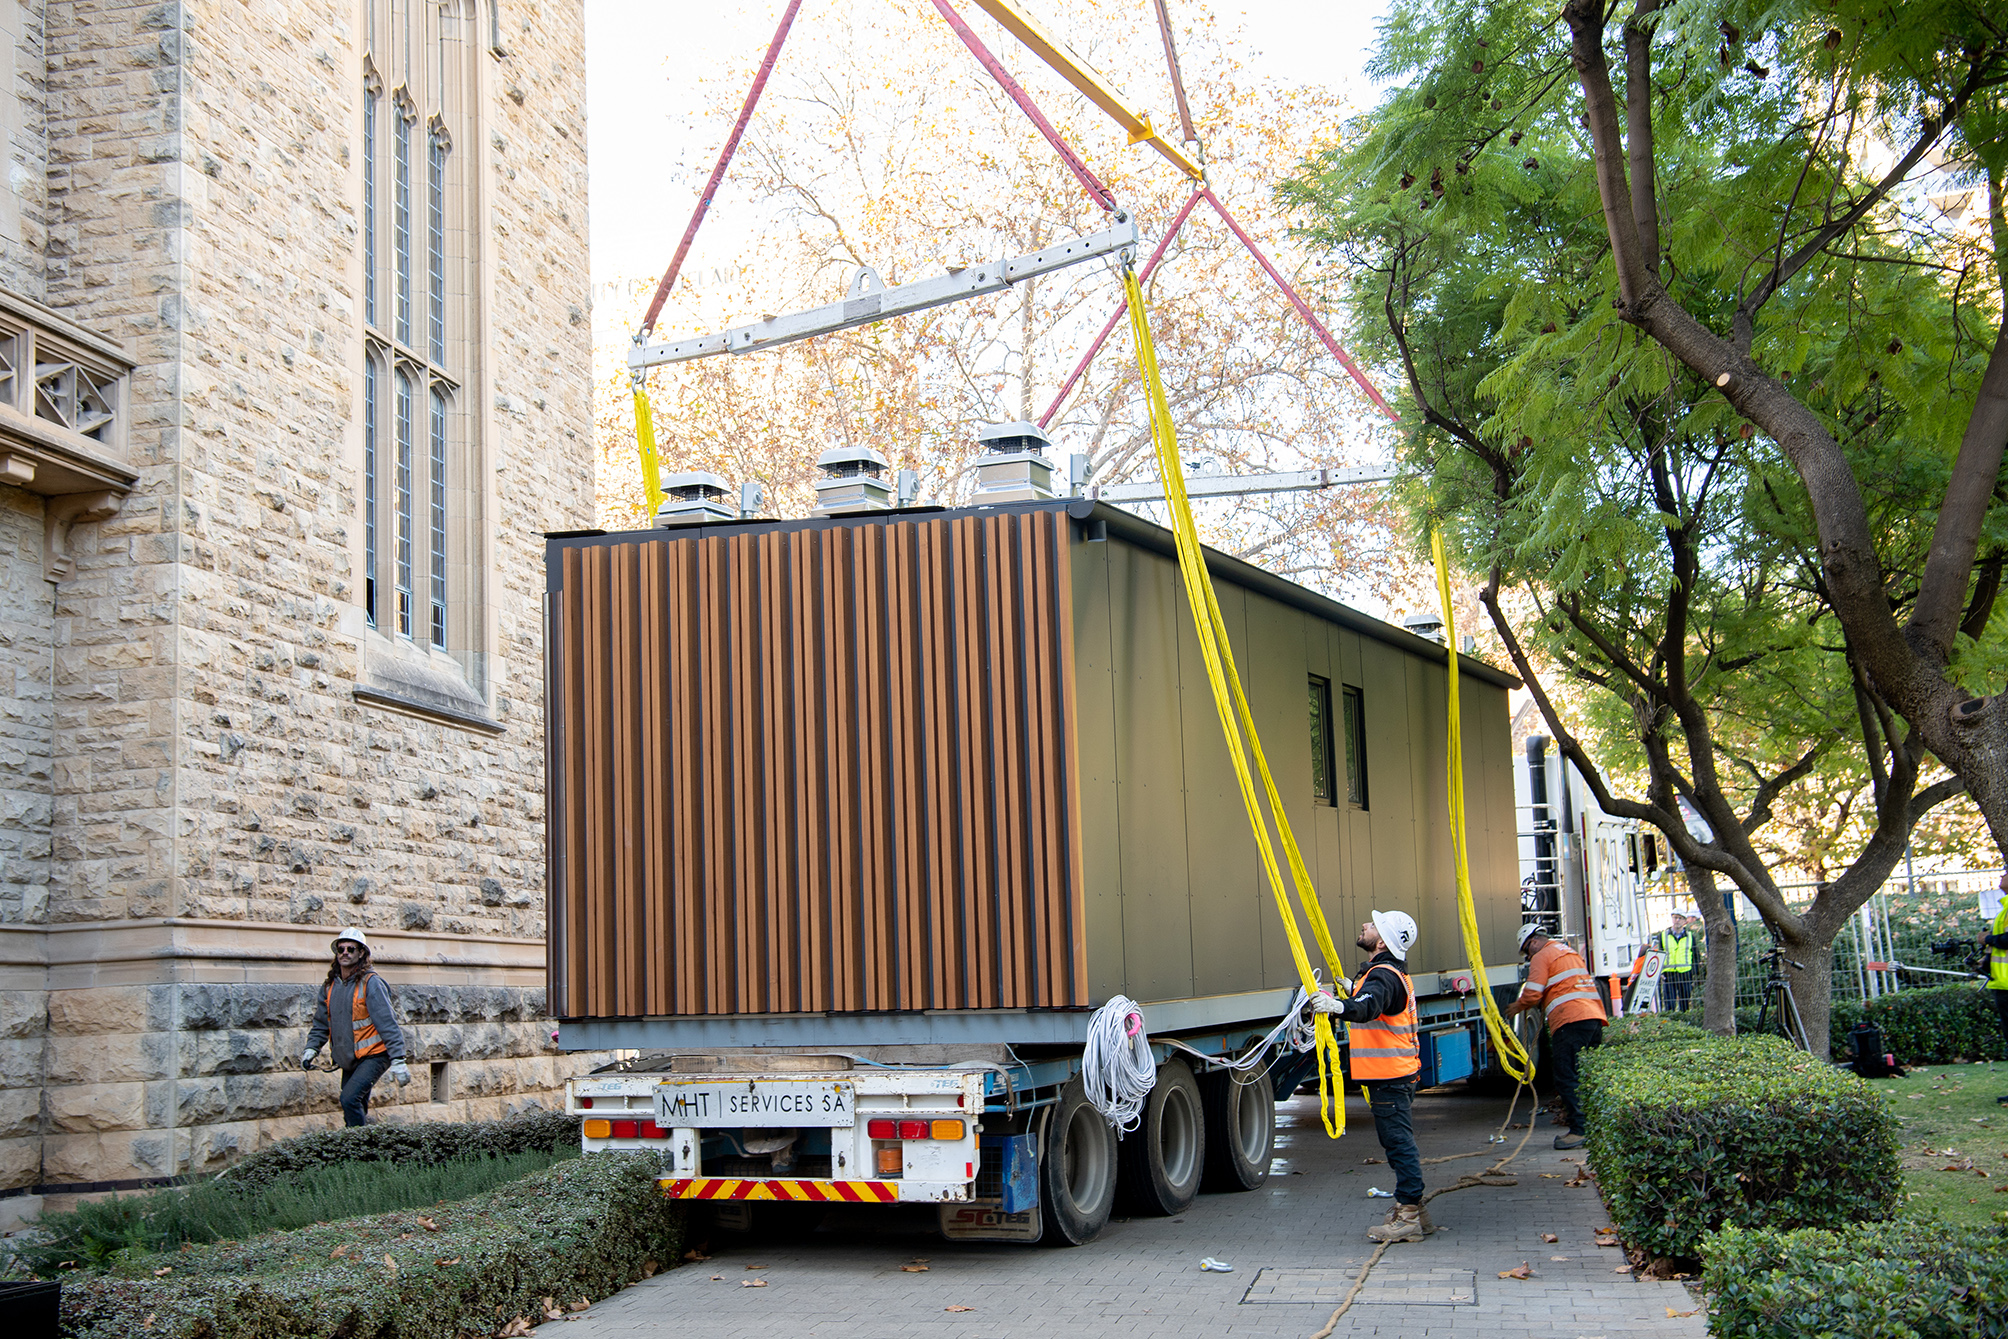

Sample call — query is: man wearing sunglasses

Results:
[302,928,411,1125]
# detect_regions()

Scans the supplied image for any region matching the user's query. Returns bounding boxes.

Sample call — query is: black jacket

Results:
[1338,950,1409,1023]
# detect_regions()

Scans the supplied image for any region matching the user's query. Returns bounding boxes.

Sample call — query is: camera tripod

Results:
[1753,945,1812,1052]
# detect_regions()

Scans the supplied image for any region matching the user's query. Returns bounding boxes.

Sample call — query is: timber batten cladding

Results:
[545,499,1523,1027]
[547,507,1085,1017]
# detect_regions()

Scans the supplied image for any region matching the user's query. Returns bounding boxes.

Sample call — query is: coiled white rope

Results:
[1081,995,1157,1133]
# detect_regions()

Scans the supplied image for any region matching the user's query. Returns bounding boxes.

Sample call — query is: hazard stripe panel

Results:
[658,1178,899,1203]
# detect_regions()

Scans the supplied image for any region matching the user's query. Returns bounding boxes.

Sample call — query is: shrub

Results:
[219,1108,579,1195]
[58,1153,682,1339]
[1703,1221,2008,1338]
[1597,1013,1710,1049]
[1580,1030,1900,1262]
[1832,982,2005,1066]
[15,1149,574,1273]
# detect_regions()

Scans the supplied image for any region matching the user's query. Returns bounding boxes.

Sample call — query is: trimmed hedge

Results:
[1703,1221,2008,1338]
[219,1109,579,1195]
[1662,983,2005,1063]
[1580,1023,1900,1261]
[59,1152,682,1339]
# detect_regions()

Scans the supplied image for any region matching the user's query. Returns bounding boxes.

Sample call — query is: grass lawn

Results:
[1885,1060,2008,1229]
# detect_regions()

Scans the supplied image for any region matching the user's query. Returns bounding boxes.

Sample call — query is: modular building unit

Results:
[545,499,1520,1048]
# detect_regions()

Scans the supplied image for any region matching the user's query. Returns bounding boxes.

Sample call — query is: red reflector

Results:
[580,1096,594,1109]
[897,1120,928,1140]
[611,1120,638,1139]
[866,1118,896,1139]
[639,1120,668,1139]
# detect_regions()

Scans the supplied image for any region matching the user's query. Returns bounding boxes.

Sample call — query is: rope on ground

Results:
[1307,1085,1539,1339]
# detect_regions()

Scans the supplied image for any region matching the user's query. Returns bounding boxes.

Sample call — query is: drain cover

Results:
[1240,1267,1477,1306]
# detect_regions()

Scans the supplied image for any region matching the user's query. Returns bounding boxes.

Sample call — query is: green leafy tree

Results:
[1285,0,1997,1048]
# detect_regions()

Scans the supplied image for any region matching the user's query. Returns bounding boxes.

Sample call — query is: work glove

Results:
[300,1048,318,1071]
[391,1061,412,1086]
[1308,991,1346,1017]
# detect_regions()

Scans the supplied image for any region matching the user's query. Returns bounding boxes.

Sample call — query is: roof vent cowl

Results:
[812,445,893,516]
[654,471,737,528]
[973,420,1055,504]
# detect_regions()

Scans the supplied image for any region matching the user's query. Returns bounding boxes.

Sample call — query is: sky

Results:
[584,0,1395,297]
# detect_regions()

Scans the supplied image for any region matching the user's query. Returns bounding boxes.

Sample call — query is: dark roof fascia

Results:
[543,500,1521,691]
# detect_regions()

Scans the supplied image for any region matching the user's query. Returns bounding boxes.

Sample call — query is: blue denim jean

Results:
[1364,1076,1424,1205]
[340,1054,391,1127]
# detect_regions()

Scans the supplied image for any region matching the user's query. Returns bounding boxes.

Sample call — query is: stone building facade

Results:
[0,0,597,1227]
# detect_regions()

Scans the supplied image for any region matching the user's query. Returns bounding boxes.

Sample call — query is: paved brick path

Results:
[559,1087,1708,1338]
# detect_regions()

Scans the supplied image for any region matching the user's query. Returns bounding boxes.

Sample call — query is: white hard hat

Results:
[1517,921,1547,951]
[332,927,371,952]
[1371,910,1418,959]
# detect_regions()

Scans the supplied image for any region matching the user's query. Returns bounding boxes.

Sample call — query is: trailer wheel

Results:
[1115,1058,1205,1216]
[1199,1069,1274,1192]
[1040,1077,1118,1245]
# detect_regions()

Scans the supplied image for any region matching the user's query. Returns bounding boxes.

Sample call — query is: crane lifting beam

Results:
[967,0,1205,180]
[628,214,1139,371]
[1086,465,1396,504]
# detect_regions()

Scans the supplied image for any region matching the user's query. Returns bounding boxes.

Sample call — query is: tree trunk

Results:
[1687,865,1738,1035]
[1772,932,1838,1061]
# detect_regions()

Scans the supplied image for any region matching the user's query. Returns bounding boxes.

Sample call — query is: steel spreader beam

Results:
[1087,465,1396,505]
[629,215,1139,371]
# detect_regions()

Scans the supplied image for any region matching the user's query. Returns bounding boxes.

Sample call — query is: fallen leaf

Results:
[1614,1264,1633,1274]
[383,1255,399,1276]
[1541,1233,1559,1242]
[1539,1173,1563,1179]
[497,1320,534,1339]
[1498,1262,1534,1279]
[683,1248,712,1261]
[946,1305,975,1312]
[141,1317,155,1331]
[572,1298,591,1312]
[397,1232,413,1240]
[901,1264,930,1272]
[1550,1255,1570,1261]
[417,1216,441,1231]
[641,1259,659,1278]
[744,1264,769,1270]
[743,1278,768,1288]
[1667,1307,1699,1318]
[545,1308,567,1322]
[711,1274,724,1281]
[435,1257,461,1266]
[1361,1157,1383,1164]
[153,1266,173,1276]
[330,1245,350,1259]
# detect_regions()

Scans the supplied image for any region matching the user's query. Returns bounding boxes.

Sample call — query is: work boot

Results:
[1366,1203,1427,1244]
[1554,1131,1586,1150]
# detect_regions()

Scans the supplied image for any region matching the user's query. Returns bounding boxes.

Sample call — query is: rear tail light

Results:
[897,1119,928,1140]
[582,1119,611,1138]
[866,1118,896,1139]
[930,1119,966,1141]
[639,1120,668,1139]
[611,1119,639,1139]
[876,1146,903,1176]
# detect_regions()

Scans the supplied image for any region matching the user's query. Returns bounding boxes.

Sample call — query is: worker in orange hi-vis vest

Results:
[1504,923,1608,1150]
[302,928,410,1126]
[1310,909,1430,1244]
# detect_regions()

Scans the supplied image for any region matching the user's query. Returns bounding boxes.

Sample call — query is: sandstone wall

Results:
[0,0,600,1218]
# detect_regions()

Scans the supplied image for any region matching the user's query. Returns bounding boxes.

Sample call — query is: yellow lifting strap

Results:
[1121,266,1352,1138]
[1431,527,1535,1084]
[632,378,666,519]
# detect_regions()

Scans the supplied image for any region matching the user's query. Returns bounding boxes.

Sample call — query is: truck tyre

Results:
[1116,1058,1205,1216]
[1199,1069,1274,1192]
[1040,1077,1118,1245]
